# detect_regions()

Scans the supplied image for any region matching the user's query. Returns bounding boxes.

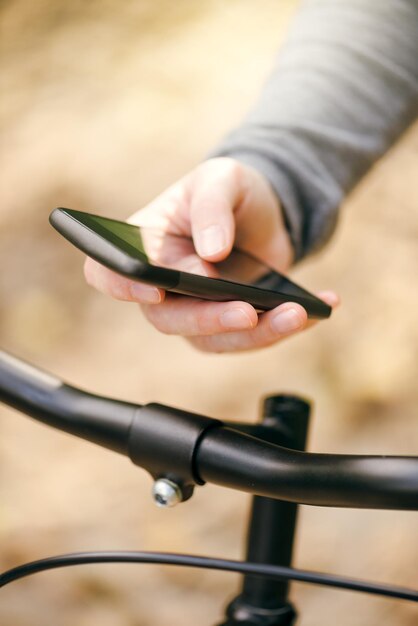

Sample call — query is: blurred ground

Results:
[0,1,417,625]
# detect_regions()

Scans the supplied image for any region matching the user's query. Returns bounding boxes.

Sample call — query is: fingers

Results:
[189,159,243,262]
[85,250,340,353]
[316,290,340,308]
[188,302,309,353]
[83,246,218,305]
[84,257,164,304]
[141,296,258,336]
[187,291,341,353]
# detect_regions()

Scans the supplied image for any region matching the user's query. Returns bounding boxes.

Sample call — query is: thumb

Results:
[189,160,242,262]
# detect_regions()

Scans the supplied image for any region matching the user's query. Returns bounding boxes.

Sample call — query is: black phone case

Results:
[49,208,331,319]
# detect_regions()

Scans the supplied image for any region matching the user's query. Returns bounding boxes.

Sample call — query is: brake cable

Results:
[1,550,417,602]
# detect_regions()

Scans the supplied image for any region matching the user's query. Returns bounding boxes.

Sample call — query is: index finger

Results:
[83,256,165,304]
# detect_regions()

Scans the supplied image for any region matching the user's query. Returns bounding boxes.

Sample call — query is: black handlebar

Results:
[1,350,417,510]
[196,427,418,509]
[0,351,137,455]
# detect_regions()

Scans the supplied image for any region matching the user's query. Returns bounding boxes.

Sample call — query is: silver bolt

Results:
[152,478,183,508]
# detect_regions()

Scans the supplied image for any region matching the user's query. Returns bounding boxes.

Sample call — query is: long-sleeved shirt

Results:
[212,0,418,261]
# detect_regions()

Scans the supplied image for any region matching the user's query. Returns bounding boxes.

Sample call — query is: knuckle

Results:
[181,301,212,336]
[196,157,243,184]
[153,319,173,335]
[188,337,212,353]
[189,336,226,354]
[140,305,170,334]
[193,313,213,336]
[247,324,279,350]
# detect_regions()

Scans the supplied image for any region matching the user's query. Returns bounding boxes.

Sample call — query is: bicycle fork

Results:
[218,394,310,626]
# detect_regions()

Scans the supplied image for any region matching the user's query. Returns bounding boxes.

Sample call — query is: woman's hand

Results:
[84,157,339,352]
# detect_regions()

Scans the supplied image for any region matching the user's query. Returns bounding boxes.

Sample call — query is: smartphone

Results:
[49,208,331,319]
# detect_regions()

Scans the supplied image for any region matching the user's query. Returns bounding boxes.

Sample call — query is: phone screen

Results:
[73,211,318,304]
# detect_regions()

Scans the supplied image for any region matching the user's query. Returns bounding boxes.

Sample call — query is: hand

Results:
[84,157,339,352]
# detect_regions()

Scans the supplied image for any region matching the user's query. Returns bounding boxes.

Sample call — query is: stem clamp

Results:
[128,403,223,503]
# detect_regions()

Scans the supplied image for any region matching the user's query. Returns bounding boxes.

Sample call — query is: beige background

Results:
[0,1,417,625]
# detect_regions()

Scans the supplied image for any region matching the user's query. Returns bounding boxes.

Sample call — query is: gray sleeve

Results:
[210,0,418,261]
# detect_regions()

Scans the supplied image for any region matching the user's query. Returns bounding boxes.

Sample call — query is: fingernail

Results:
[272,308,303,334]
[197,225,227,257]
[318,291,340,307]
[130,283,162,304]
[221,308,254,330]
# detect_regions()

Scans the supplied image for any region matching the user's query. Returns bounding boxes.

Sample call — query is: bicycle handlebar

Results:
[1,350,417,510]
[196,427,418,509]
[0,351,137,454]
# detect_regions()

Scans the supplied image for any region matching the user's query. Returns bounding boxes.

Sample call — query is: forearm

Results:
[211,0,418,260]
